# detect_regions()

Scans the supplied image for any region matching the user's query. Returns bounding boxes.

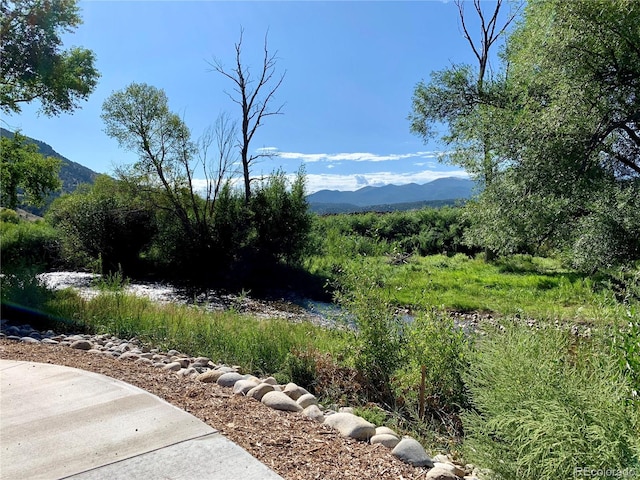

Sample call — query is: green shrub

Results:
[311,206,472,261]
[0,220,61,268]
[612,305,640,402]
[1,266,52,308]
[393,310,469,435]
[0,208,20,224]
[47,175,156,274]
[334,266,404,405]
[353,404,388,426]
[462,323,640,479]
[249,169,312,266]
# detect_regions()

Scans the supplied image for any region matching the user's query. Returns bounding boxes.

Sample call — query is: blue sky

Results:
[3,1,517,193]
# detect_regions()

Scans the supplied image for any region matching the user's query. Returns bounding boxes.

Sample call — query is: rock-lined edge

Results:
[0,320,478,478]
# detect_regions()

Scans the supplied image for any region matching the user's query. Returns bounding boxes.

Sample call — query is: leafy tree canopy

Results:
[0,132,61,209]
[505,0,640,179]
[410,0,640,269]
[0,0,99,115]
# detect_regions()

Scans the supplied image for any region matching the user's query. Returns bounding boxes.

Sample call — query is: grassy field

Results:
[310,253,626,326]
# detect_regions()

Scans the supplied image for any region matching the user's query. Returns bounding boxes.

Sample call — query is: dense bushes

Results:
[47,175,156,273]
[249,170,312,267]
[393,311,469,435]
[46,171,312,284]
[334,266,405,405]
[0,214,61,269]
[312,207,474,259]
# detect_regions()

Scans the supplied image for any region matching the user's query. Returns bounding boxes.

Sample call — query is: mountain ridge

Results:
[306,177,475,212]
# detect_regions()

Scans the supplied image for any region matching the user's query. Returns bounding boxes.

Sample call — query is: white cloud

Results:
[354,175,369,187]
[190,169,468,196]
[258,149,445,164]
[413,161,438,168]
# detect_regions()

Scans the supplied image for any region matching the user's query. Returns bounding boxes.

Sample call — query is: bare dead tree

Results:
[455,0,521,92]
[209,28,285,203]
[198,111,240,219]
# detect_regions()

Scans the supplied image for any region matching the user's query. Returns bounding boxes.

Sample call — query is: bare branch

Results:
[209,27,285,202]
[455,0,522,88]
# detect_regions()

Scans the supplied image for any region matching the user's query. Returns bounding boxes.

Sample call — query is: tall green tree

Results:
[0,0,99,115]
[101,83,200,239]
[101,82,311,280]
[477,0,640,267]
[409,0,520,187]
[412,0,640,268]
[506,0,640,179]
[0,131,61,209]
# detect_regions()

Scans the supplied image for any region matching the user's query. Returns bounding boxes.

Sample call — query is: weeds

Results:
[93,267,129,292]
[333,264,405,406]
[393,309,470,437]
[462,323,640,479]
[44,288,349,377]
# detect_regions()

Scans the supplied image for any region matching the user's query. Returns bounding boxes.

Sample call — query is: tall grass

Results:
[44,289,349,376]
[462,322,640,479]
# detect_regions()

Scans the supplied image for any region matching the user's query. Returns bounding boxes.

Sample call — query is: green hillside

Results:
[1,128,98,215]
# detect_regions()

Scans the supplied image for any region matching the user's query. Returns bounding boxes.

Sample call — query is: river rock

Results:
[177,367,197,377]
[196,369,224,383]
[192,357,211,367]
[217,372,245,387]
[172,357,190,369]
[432,454,451,463]
[261,391,303,412]
[391,437,434,467]
[282,383,309,400]
[370,433,400,449]
[425,466,458,480]
[261,376,278,385]
[302,404,325,422]
[323,412,375,441]
[247,383,275,401]
[162,362,183,372]
[135,357,154,366]
[433,461,465,478]
[70,339,92,350]
[20,337,40,343]
[375,426,398,437]
[233,379,259,395]
[296,393,318,409]
[118,351,140,361]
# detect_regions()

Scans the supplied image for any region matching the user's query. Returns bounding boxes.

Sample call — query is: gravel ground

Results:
[0,340,428,480]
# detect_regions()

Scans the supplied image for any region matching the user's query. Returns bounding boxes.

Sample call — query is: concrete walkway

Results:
[0,359,284,480]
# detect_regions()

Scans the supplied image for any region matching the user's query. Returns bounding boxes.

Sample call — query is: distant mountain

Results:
[1,128,99,215]
[306,177,475,213]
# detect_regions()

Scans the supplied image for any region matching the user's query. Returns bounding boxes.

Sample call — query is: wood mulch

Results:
[0,340,429,480]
